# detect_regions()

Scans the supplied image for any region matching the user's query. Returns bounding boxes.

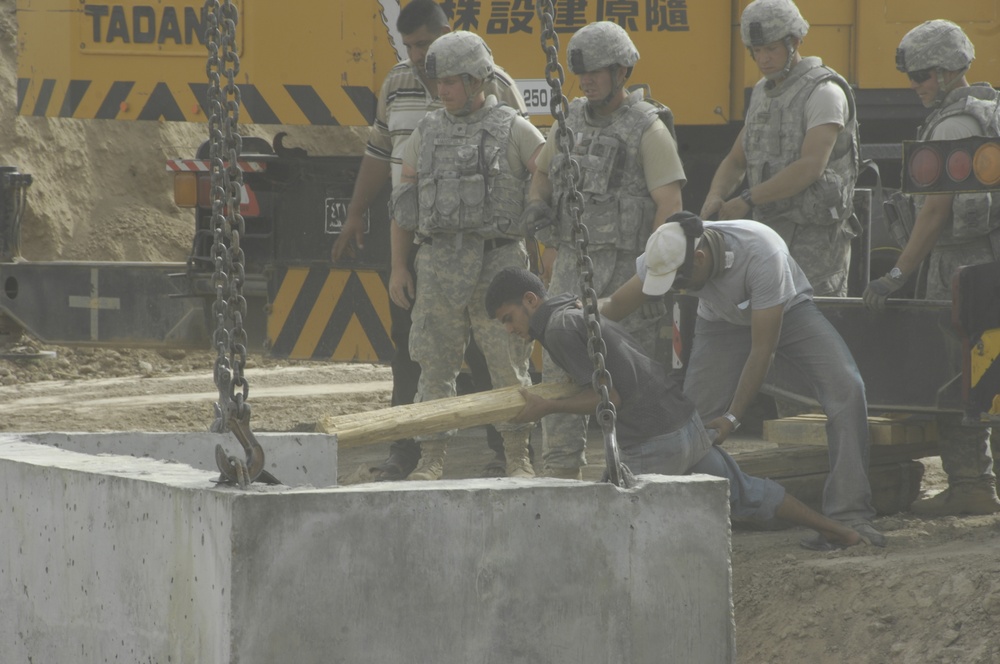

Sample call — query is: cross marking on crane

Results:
[67,268,121,341]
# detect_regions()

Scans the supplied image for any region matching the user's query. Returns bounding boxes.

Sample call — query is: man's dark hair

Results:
[397,0,450,35]
[485,267,547,319]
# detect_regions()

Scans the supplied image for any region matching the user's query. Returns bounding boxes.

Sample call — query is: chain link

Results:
[536,2,630,487]
[206,0,248,428]
[205,0,264,487]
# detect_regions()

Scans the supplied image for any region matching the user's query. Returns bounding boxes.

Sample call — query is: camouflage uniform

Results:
[541,91,669,471]
[912,83,1000,491]
[743,56,860,296]
[399,98,536,469]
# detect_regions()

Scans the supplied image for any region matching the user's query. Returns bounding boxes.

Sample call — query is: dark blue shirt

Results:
[529,293,696,447]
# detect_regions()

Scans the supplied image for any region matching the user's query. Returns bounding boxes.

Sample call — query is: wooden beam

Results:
[317,382,582,449]
[732,442,939,478]
[771,461,925,516]
[762,413,939,446]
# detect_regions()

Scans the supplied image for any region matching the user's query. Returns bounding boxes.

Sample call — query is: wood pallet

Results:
[763,413,939,446]
[732,443,935,515]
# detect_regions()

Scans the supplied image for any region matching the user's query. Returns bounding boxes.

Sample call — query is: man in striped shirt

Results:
[332,0,528,481]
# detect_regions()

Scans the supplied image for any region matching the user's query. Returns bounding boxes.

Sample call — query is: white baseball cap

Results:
[641,222,689,295]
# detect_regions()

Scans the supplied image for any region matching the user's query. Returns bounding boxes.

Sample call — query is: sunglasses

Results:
[907,68,933,84]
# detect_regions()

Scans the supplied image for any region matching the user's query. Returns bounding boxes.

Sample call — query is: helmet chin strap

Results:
[761,36,798,81]
[587,65,627,111]
[930,68,967,107]
[451,74,482,116]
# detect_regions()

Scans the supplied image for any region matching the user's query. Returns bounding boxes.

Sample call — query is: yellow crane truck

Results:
[3,0,999,427]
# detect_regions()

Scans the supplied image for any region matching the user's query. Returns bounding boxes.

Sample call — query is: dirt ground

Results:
[1,342,999,664]
[2,1,999,661]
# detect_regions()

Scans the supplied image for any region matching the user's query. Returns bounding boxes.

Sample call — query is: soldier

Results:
[523,21,685,479]
[701,0,859,297]
[864,20,1000,515]
[331,0,528,481]
[390,31,544,480]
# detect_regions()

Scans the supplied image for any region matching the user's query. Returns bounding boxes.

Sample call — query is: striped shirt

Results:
[365,60,526,186]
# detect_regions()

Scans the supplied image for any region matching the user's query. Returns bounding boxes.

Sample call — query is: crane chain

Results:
[205,0,268,488]
[536,2,633,488]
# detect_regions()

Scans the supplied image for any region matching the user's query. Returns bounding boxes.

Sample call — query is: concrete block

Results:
[0,442,734,664]
[1,431,337,487]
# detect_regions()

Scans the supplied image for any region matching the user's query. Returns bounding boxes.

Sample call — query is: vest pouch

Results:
[951,191,994,240]
[579,136,622,195]
[745,108,784,157]
[458,174,487,230]
[882,191,914,249]
[421,177,460,233]
[803,171,847,225]
[614,195,656,253]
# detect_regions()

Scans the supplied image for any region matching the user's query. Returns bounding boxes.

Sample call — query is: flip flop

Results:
[799,533,850,552]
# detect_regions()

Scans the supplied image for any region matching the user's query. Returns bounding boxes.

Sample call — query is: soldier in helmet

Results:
[864,20,1000,515]
[521,21,686,480]
[389,30,546,480]
[332,1,529,482]
[702,0,860,297]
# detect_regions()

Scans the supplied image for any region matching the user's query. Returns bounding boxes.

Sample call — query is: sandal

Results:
[799,533,850,552]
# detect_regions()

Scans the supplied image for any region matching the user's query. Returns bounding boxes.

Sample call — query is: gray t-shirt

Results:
[529,293,695,447]
[636,220,813,326]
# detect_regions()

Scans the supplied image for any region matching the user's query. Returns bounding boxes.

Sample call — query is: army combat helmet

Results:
[425,31,495,115]
[740,0,809,81]
[896,20,975,107]
[567,21,639,108]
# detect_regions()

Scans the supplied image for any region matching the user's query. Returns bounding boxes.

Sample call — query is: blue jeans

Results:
[621,413,786,521]
[684,300,875,524]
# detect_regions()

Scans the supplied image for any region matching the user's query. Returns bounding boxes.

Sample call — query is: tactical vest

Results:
[550,91,663,253]
[914,83,1000,246]
[415,100,528,237]
[743,56,859,227]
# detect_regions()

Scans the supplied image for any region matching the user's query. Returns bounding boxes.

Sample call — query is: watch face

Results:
[889,268,903,279]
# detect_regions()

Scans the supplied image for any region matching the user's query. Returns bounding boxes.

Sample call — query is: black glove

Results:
[520,199,553,236]
[862,271,907,311]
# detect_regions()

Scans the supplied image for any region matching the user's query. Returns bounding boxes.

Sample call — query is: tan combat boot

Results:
[407,441,446,481]
[910,482,1000,516]
[544,466,583,480]
[503,432,534,479]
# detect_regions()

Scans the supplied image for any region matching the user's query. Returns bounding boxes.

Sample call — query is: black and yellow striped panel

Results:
[971,329,1000,417]
[267,267,393,361]
[17,79,377,125]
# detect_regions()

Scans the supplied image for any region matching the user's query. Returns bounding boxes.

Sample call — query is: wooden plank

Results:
[732,442,939,479]
[317,382,582,449]
[772,461,925,516]
[763,413,939,446]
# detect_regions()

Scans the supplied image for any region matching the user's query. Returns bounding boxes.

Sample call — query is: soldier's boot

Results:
[503,432,534,479]
[910,481,1000,516]
[407,440,446,481]
[915,419,1000,515]
[544,466,583,480]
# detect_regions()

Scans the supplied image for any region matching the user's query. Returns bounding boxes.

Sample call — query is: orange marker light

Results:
[909,146,942,187]
[946,149,972,183]
[973,142,1000,186]
[173,172,198,207]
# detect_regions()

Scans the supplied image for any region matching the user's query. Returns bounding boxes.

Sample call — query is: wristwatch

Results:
[739,189,754,207]
[723,412,741,431]
[888,267,904,280]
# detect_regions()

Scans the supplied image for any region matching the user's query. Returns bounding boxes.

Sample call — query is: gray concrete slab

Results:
[0,441,735,663]
[2,431,337,487]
